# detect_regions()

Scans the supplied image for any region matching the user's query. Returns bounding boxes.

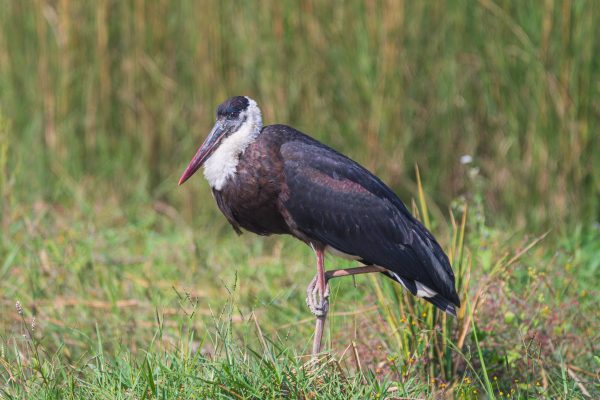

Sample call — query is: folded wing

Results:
[280,137,460,311]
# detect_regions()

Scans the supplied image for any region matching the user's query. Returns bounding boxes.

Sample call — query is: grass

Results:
[1,168,597,398]
[0,0,598,227]
[0,0,599,398]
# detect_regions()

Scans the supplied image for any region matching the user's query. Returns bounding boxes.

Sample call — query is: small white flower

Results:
[15,301,23,316]
[460,155,473,165]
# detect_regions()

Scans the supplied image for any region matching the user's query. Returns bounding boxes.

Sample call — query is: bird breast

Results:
[214,135,290,236]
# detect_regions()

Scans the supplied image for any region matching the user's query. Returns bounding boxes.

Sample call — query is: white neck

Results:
[203,97,263,190]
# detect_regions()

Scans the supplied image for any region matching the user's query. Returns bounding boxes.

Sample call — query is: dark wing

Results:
[280,137,460,307]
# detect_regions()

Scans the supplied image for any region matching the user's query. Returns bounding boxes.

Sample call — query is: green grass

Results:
[0,1,599,398]
[0,0,598,227]
[1,173,597,398]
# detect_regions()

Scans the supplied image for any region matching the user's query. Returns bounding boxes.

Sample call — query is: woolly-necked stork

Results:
[179,96,460,355]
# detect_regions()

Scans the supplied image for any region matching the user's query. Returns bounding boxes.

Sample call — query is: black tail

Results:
[382,271,459,317]
[412,227,461,307]
[424,293,457,317]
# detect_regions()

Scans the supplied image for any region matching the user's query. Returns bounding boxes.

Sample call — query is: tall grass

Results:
[370,169,516,384]
[0,0,598,227]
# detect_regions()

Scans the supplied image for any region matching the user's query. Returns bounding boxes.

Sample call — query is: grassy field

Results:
[1,0,599,398]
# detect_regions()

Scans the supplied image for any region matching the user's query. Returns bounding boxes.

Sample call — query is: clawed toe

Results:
[306,275,329,318]
[307,298,328,318]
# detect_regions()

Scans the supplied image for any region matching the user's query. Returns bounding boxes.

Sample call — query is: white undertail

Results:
[390,271,438,298]
[203,97,263,190]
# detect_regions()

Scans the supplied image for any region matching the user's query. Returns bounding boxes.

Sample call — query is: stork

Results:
[179,96,460,355]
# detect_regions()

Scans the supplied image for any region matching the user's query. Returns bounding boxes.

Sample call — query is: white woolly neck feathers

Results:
[203,97,263,190]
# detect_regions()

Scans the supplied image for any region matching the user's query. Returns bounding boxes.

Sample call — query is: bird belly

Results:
[325,245,361,261]
[232,203,289,235]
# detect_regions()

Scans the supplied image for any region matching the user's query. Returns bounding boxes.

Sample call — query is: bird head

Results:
[178,96,263,185]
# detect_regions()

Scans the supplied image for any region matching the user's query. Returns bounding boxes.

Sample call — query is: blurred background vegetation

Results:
[0,1,599,398]
[1,0,598,228]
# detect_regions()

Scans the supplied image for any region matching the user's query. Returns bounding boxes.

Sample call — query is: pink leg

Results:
[309,260,387,356]
[325,265,387,280]
[311,248,326,356]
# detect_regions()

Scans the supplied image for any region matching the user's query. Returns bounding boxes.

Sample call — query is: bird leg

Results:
[308,258,388,356]
[306,265,387,316]
[310,248,327,356]
[324,265,387,281]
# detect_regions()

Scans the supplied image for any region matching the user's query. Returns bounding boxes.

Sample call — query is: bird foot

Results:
[306,275,329,318]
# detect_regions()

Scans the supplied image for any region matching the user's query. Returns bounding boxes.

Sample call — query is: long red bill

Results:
[178,123,225,185]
